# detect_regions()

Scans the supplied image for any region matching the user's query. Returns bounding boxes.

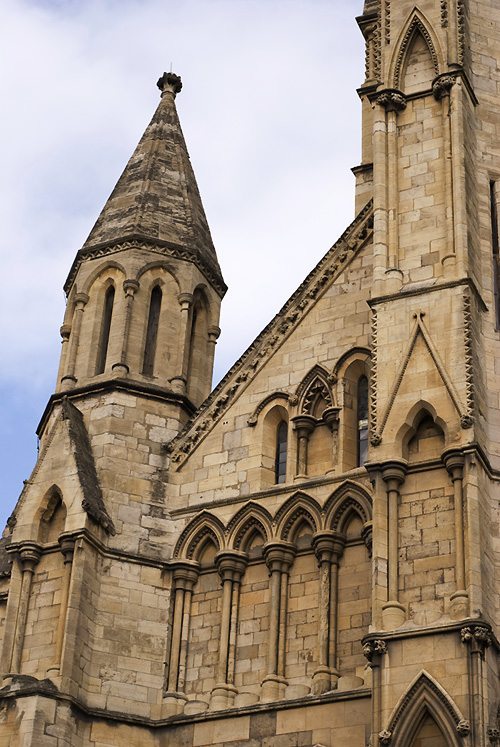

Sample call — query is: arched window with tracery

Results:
[275,420,288,484]
[142,285,162,376]
[357,375,369,467]
[96,285,115,374]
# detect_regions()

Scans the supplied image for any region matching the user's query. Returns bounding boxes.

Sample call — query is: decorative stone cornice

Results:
[166,200,374,467]
[374,89,407,113]
[64,235,228,299]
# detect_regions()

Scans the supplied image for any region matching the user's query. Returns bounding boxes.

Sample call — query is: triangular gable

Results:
[371,311,472,444]
[167,200,373,468]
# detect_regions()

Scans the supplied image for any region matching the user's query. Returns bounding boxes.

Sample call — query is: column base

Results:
[382,601,406,630]
[261,675,288,703]
[312,666,339,694]
[162,692,188,716]
[449,590,469,620]
[210,683,237,710]
[111,362,129,377]
[384,267,404,293]
[60,375,77,391]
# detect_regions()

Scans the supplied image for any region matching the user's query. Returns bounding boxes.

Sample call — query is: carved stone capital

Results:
[361,521,373,557]
[456,719,471,736]
[177,292,193,311]
[291,414,316,438]
[60,324,71,341]
[74,292,89,309]
[215,550,248,583]
[375,89,407,113]
[322,406,341,431]
[312,530,345,564]
[442,449,465,480]
[488,727,500,744]
[208,325,221,343]
[123,279,140,297]
[381,460,407,488]
[263,541,296,573]
[157,72,182,96]
[59,537,76,564]
[379,730,392,745]
[171,560,200,591]
[460,624,493,655]
[363,638,388,662]
[17,543,42,573]
[433,74,456,100]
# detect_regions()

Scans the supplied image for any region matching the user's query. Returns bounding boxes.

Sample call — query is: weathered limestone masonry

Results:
[0,1,499,745]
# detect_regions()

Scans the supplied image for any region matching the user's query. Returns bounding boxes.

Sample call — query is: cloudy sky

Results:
[0,0,364,530]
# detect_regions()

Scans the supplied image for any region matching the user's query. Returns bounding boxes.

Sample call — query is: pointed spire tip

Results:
[157,72,182,97]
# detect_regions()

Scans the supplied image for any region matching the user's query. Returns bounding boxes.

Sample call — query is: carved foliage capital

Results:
[460,624,493,655]
[456,719,471,736]
[433,74,455,101]
[363,638,388,662]
[375,89,407,113]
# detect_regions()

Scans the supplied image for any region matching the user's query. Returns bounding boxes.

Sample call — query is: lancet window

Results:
[275,421,288,484]
[142,285,162,376]
[96,285,115,374]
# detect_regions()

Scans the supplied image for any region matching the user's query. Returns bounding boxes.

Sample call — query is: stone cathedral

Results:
[1,1,499,745]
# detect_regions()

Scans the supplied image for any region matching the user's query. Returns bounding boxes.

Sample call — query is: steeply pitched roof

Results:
[62,398,116,535]
[167,200,374,467]
[67,72,225,295]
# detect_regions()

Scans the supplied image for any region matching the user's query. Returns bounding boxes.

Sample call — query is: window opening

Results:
[142,285,162,376]
[357,376,369,467]
[96,285,115,374]
[275,420,288,484]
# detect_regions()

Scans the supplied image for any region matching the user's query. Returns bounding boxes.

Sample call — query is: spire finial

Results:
[157,71,182,97]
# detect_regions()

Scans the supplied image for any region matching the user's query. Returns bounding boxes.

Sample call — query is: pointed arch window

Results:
[96,285,115,374]
[275,420,288,484]
[357,375,369,467]
[142,285,162,376]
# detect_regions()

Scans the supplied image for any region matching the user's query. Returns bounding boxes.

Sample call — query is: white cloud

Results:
[0,0,365,524]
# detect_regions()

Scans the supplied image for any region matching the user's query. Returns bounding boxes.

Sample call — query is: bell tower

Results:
[56,72,225,415]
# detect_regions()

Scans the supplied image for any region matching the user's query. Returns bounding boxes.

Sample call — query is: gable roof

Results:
[166,199,373,467]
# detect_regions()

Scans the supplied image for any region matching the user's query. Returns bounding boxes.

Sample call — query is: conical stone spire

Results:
[70,72,225,294]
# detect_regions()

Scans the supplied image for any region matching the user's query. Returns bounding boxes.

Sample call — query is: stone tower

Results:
[0,2,499,746]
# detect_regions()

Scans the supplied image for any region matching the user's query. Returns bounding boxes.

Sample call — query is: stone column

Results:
[291,415,316,479]
[461,624,492,747]
[433,75,456,272]
[323,406,341,471]
[381,460,407,629]
[210,551,247,710]
[363,638,388,747]
[164,561,199,715]
[56,324,72,390]
[443,449,469,618]
[449,79,467,276]
[9,543,42,674]
[261,541,295,702]
[172,292,193,395]
[46,536,75,679]
[206,325,221,390]
[311,531,345,694]
[374,90,406,293]
[112,278,139,377]
[61,292,89,390]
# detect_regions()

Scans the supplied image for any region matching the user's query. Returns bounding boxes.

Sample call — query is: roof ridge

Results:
[166,199,374,467]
